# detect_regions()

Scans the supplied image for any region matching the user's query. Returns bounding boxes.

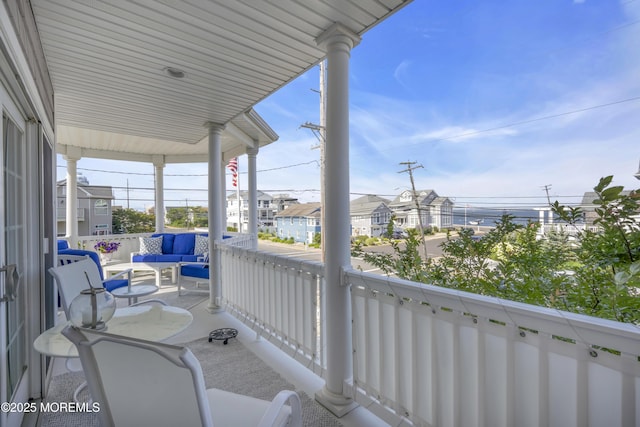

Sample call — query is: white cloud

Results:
[393,60,413,88]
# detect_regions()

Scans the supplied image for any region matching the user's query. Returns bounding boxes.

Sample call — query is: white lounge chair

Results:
[62,326,302,427]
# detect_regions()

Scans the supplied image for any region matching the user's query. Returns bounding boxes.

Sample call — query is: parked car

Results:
[391,230,408,239]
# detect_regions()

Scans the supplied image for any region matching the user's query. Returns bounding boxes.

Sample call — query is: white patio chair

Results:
[50,257,166,318]
[62,326,302,427]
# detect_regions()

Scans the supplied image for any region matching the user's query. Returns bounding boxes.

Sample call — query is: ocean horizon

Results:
[452,207,556,227]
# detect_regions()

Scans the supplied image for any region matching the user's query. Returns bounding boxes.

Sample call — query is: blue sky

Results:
[59,0,640,211]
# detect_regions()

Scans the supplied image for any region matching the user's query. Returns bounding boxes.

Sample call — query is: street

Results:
[256,234,450,274]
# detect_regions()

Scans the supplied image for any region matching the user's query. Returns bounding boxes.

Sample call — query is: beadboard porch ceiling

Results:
[31,0,412,162]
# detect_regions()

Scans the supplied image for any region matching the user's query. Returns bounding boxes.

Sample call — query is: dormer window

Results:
[399,191,413,202]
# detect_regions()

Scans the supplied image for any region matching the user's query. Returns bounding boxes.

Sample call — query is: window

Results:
[94,199,108,215]
[400,191,412,202]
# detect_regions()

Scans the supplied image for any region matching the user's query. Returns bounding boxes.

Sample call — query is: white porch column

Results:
[64,147,81,248]
[247,146,259,248]
[221,158,227,232]
[152,155,165,233]
[206,122,225,313]
[315,23,361,417]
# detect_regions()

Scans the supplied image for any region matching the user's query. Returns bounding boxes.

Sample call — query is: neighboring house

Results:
[227,191,299,230]
[57,179,115,236]
[350,195,392,237]
[227,190,276,230]
[388,189,454,231]
[275,202,321,244]
[271,193,300,214]
[581,190,635,227]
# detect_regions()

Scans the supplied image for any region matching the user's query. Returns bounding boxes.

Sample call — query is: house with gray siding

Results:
[57,179,115,236]
[580,190,635,227]
[350,195,392,237]
[275,202,321,244]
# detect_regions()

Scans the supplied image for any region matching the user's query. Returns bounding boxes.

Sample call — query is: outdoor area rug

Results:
[40,336,342,427]
[138,286,208,311]
[130,272,209,311]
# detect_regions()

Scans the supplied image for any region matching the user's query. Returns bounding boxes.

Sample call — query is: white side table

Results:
[111,284,158,305]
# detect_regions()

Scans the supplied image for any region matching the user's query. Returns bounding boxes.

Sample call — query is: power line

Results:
[56,160,319,177]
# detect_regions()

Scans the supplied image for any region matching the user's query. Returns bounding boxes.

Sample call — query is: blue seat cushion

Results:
[132,254,186,263]
[181,264,209,280]
[104,279,128,292]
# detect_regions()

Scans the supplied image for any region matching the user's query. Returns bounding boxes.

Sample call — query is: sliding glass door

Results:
[0,86,29,427]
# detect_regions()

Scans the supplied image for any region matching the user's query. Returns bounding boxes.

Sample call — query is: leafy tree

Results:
[112,208,155,234]
[353,228,430,283]
[385,214,396,238]
[166,206,208,228]
[552,176,640,322]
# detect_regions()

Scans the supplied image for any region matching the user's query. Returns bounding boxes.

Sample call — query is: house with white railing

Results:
[227,190,278,230]
[389,190,455,231]
[1,2,639,427]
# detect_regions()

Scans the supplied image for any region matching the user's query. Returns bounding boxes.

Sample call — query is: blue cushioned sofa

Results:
[131,233,210,263]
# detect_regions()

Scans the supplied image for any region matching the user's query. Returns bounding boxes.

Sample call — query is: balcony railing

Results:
[219,244,327,377]
[56,207,84,221]
[75,233,152,262]
[220,245,640,427]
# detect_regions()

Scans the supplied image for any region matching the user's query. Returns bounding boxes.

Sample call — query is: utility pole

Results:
[398,161,428,260]
[318,60,326,262]
[300,60,326,261]
[542,184,552,205]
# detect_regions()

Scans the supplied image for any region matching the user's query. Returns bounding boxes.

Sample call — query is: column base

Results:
[206,302,224,313]
[315,387,359,418]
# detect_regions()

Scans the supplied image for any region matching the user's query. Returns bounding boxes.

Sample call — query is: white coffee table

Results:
[111,284,158,305]
[103,262,178,288]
